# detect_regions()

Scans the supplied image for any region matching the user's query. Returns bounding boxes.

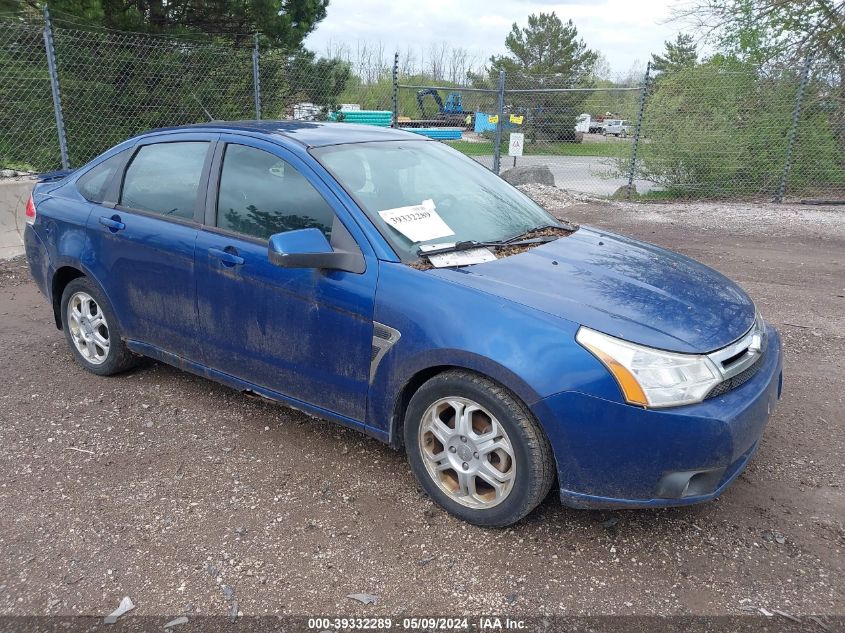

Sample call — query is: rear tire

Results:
[60,277,138,376]
[404,370,555,527]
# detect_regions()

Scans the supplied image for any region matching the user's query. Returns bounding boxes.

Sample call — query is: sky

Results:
[304,0,686,78]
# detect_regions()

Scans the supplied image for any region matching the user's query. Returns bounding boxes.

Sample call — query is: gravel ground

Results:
[0,197,843,623]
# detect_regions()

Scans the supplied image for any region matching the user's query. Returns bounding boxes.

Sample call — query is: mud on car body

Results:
[25,121,783,526]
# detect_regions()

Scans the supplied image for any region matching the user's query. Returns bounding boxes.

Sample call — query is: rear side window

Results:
[216,144,335,240]
[76,150,128,203]
[121,142,209,220]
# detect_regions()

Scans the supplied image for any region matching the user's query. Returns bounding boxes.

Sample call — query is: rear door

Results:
[194,135,378,422]
[86,134,215,361]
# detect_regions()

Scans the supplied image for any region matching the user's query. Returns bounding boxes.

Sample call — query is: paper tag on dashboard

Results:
[378,199,455,243]
[420,245,497,268]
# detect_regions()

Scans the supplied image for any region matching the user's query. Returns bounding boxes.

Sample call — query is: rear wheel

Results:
[60,277,137,375]
[404,370,555,527]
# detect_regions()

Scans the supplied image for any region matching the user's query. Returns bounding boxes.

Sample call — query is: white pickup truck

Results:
[575,114,608,134]
[603,119,632,137]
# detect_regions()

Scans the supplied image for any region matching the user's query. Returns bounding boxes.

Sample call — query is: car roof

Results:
[145,120,427,148]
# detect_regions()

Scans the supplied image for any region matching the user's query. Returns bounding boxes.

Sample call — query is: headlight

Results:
[576,327,721,408]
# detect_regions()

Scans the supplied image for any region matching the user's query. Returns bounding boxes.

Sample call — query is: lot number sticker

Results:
[508,133,524,157]
[379,199,455,243]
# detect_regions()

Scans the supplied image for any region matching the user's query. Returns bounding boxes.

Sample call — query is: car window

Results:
[76,150,128,203]
[315,140,555,261]
[216,144,335,241]
[121,141,209,219]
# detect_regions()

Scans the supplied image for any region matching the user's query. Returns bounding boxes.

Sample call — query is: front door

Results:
[194,137,377,422]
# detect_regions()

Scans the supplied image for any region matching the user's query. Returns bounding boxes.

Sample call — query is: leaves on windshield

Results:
[409,225,577,270]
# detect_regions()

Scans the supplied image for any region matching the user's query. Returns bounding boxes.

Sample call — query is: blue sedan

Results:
[24,122,783,526]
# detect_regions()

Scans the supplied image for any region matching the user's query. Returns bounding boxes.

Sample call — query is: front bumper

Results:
[533,325,783,509]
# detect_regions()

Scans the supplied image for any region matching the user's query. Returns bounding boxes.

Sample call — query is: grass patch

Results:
[444,139,631,158]
[629,189,684,201]
[0,160,37,173]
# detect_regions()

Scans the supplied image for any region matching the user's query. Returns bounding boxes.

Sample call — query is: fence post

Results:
[252,33,261,120]
[42,5,69,170]
[492,70,506,175]
[626,61,650,201]
[391,51,399,127]
[775,56,813,203]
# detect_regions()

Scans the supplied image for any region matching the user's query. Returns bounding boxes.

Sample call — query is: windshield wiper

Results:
[419,236,557,258]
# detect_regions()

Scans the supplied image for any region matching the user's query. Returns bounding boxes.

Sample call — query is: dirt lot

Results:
[0,199,843,622]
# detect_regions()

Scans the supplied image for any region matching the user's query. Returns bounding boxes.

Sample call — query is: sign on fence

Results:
[508,133,524,157]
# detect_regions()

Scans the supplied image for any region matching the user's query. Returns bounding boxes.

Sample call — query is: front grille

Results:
[706,352,765,399]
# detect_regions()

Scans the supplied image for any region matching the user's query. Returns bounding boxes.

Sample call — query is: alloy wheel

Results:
[418,397,516,508]
[67,291,110,365]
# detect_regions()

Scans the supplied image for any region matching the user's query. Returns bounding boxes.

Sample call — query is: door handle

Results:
[98,215,125,232]
[208,247,245,266]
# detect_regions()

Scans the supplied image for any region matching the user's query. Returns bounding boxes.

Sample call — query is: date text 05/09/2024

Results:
[307,616,527,631]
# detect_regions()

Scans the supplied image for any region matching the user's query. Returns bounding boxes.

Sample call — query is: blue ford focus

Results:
[24,122,783,526]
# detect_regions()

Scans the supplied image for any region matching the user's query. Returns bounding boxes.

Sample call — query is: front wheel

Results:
[404,370,555,527]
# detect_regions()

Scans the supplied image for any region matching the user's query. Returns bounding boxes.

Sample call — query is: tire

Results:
[404,370,555,527]
[60,277,138,376]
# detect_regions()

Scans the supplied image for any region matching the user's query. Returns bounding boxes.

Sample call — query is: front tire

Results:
[404,370,555,527]
[60,277,137,376]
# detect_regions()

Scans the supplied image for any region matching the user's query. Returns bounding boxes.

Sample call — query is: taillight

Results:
[25,194,36,224]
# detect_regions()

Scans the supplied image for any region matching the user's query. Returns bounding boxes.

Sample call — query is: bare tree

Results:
[428,41,448,81]
[353,40,390,84]
[616,60,645,87]
[399,46,417,76]
[447,46,467,83]
[590,52,612,82]
[323,38,351,63]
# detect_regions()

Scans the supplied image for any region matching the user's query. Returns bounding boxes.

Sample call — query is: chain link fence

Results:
[0,9,392,175]
[615,61,845,201]
[0,15,60,173]
[395,62,844,201]
[53,25,257,168]
[1,9,843,202]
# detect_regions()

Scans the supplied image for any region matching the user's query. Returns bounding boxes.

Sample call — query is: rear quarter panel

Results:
[28,184,96,284]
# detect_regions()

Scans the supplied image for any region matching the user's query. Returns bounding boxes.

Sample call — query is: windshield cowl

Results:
[411,225,578,270]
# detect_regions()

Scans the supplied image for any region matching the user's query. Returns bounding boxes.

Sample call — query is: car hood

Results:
[431,227,755,353]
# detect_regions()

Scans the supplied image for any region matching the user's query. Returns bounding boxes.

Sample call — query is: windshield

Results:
[313,140,557,261]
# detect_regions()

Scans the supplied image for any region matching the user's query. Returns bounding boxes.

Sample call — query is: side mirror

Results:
[268,228,365,274]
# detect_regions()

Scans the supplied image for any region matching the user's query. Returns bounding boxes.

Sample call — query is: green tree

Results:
[650,34,698,73]
[9,0,328,49]
[261,49,352,118]
[673,0,845,180]
[475,13,598,142]
[619,58,845,197]
[489,12,597,82]
[0,0,349,171]
[0,0,104,22]
[675,0,843,66]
